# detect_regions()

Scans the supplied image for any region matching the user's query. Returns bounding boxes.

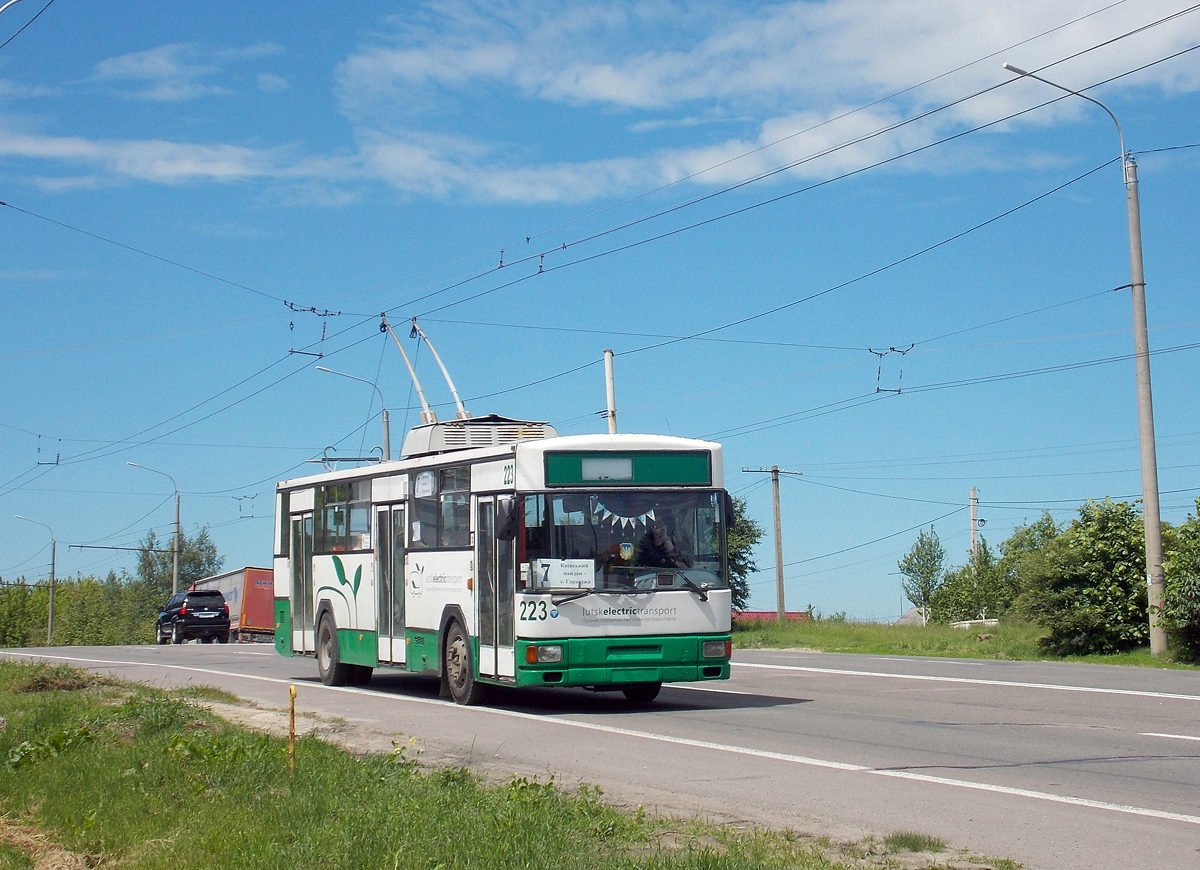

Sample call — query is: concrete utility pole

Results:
[1004,63,1167,655]
[603,349,618,434]
[970,487,980,563]
[743,466,802,619]
[14,514,55,644]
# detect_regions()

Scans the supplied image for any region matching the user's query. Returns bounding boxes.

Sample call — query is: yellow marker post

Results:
[288,684,296,774]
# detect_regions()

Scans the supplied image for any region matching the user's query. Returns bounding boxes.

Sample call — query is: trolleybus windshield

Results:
[521,490,727,594]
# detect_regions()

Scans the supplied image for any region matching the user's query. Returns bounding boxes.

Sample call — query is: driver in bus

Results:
[636,517,689,569]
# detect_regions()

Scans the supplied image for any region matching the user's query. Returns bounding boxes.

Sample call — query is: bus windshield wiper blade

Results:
[552,590,595,605]
[678,572,709,602]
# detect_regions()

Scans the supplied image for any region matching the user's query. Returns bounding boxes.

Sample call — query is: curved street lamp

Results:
[14,514,55,644]
[127,462,181,595]
[1003,63,1166,654]
[316,366,391,460]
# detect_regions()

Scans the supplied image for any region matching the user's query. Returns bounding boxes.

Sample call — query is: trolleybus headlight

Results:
[525,644,563,664]
[702,640,731,658]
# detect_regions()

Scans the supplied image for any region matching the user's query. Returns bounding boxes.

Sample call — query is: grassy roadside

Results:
[732,618,1200,668]
[0,660,1018,870]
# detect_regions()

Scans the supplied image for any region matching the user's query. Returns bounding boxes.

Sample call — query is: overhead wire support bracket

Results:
[305,445,383,472]
[289,320,327,357]
[869,344,913,394]
[380,315,437,424]
[285,301,341,317]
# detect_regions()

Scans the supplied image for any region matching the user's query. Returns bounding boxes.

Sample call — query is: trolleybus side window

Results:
[276,490,290,557]
[440,466,470,547]
[410,466,471,549]
[315,481,371,553]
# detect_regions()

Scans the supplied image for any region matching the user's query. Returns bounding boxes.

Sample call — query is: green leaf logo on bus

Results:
[332,555,361,597]
[316,555,362,624]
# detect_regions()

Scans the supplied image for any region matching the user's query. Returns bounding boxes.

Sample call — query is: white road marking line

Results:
[1140,732,1200,742]
[8,650,1200,827]
[873,770,1200,825]
[734,661,1200,702]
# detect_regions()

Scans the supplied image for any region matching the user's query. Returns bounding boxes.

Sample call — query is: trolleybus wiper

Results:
[551,590,595,605]
[677,572,709,602]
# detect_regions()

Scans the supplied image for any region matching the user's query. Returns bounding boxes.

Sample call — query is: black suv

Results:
[156,588,231,644]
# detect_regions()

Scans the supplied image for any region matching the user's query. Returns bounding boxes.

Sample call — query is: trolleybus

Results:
[272,415,733,704]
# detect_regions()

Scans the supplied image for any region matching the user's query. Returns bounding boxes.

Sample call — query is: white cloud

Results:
[93,42,286,102]
[0,131,302,184]
[8,2,1199,205]
[328,0,1200,203]
[0,79,59,100]
[257,73,289,94]
[94,44,220,89]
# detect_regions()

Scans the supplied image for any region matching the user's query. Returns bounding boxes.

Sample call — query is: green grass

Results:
[0,660,1015,870]
[884,831,947,853]
[733,618,1200,668]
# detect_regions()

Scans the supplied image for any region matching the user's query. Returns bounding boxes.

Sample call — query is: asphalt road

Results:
[6,644,1200,870]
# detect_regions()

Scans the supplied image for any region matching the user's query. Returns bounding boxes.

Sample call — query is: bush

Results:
[1018,500,1148,656]
[1164,500,1200,663]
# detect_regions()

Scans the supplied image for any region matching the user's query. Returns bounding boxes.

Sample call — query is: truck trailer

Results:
[195,567,274,641]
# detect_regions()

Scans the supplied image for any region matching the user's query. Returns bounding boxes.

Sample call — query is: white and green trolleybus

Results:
[272,415,733,704]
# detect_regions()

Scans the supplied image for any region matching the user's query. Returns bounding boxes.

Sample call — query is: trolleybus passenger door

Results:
[375,505,406,664]
[495,496,516,679]
[475,496,516,680]
[475,498,497,677]
[290,512,314,654]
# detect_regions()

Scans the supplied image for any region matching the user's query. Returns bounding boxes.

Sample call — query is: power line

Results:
[0,199,291,306]
[381,22,1200,322]
[749,506,969,575]
[308,1,1144,314]
[0,0,55,52]
[706,339,1200,443]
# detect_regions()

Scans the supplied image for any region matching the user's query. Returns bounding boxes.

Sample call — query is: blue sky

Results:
[2,0,1198,620]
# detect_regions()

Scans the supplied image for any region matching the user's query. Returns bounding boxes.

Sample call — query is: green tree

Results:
[727,496,764,611]
[931,539,1004,623]
[998,512,1061,606]
[1163,498,1200,662]
[1019,499,1147,656]
[899,527,945,624]
[137,527,225,598]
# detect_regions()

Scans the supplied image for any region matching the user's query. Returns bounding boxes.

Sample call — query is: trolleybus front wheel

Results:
[622,682,661,704]
[444,621,485,705]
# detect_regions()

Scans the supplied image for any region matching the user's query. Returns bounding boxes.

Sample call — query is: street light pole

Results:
[14,514,55,644]
[1003,63,1167,654]
[127,462,181,595]
[315,366,391,460]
